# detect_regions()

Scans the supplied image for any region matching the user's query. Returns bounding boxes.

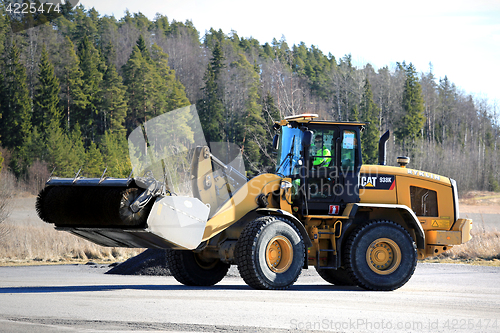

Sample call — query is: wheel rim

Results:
[366,238,401,275]
[266,236,293,273]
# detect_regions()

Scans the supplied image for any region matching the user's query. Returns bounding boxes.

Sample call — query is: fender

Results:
[345,203,425,249]
[256,208,313,248]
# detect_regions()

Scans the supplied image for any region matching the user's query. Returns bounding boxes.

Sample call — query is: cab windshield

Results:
[276,126,303,177]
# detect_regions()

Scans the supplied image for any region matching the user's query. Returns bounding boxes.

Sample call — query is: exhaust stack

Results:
[378,130,390,166]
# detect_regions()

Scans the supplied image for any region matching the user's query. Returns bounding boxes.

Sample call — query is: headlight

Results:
[281,181,292,190]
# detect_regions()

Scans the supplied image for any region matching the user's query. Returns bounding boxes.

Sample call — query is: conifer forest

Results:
[0,5,498,195]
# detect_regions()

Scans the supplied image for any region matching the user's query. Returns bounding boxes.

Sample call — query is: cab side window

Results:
[410,186,438,217]
[310,129,335,168]
[341,130,357,170]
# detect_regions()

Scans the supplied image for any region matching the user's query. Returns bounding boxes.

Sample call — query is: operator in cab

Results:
[312,134,331,167]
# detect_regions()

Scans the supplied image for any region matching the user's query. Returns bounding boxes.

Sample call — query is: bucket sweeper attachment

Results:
[36,105,472,291]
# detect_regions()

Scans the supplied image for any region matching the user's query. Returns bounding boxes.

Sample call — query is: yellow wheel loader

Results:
[36,106,472,291]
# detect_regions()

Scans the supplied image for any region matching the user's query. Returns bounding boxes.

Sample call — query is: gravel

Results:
[105,249,317,278]
[106,249,171,276]
[105,249,243,277]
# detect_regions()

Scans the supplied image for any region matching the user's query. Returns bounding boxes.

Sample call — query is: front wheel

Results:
[344,220,417,291]
[236,216,305,290]
[166,249,229,286]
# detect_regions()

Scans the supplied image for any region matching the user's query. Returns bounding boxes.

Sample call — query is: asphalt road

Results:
[0,263,499,332]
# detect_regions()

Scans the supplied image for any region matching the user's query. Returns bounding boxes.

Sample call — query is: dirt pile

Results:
[106,249,244,277]
[106,249,171,276]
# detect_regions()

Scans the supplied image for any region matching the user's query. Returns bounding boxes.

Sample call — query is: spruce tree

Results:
[45,121,86,178]
[101,130,131,177]
[59,36,88,131]
[360,78,380,164]
[395,63,425,155]
[68,124,86,174]
[84,141,104,177]
[0,43,32,150]
[33,45,61,134]
[123,45,146,132]
[45,119,71,177]
[72,5,98,44]
[123,37,159,132]
[12,126,46,175]
[100,43,127,136]
[147,43,168,117]
[261,93,281,169]
[231,53,265,176]
[153,14,170,35]
[0,3,8,56]
[150,43,190,113]
[262,93,281,125]
[136,35,150,61]
[197,41,225,144]
[77,35,105,141]
[350,105,359,122]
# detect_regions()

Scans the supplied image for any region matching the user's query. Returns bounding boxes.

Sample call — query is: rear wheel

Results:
[236,216,304,290]
[344,220,417,291]
[166,249,229,286]
[315,266,355,286]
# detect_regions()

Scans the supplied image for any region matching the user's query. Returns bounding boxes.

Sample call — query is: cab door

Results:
[299,125,361,215]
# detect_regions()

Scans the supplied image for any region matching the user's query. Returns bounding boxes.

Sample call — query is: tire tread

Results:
[236,216,304,290]
[344,220,417,291]
[166,249,229,286]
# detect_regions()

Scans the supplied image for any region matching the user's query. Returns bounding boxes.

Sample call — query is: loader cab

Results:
[275,115,364,215]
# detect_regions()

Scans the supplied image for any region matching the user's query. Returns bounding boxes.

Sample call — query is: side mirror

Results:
[272,134,279,150]
[303,130,313,147]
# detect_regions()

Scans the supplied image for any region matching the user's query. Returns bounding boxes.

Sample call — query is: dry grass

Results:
[0,171,15,245]
[0,171,14,226]
[0,169,143,266]
[460,191,500,205]
[424,226,500,265]
[0,222,144,266]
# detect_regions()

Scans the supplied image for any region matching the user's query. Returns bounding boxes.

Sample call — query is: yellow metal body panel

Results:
[358,164,471,258]
[359,165,451,207]
[395,176,454,231]
[359,188,397,204]
[426,230,462,245]
[359,165,455,231]
[453,218,473,238]
[424,217,472,257]
[360,165,451,186]
[202,173,281,241]
[192,147,219,216]
[279,178,293,215]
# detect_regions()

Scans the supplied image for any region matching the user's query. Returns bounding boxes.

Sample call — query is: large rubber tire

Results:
[315,266,356,286]
[166,249,229,286]
[236,216,304,290]
[344,220,417,291]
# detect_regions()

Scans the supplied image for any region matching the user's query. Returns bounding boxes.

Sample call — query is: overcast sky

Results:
[81,0,500,105]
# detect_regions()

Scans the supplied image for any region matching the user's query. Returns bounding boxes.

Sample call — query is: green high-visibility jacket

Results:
[313,148,331,167]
